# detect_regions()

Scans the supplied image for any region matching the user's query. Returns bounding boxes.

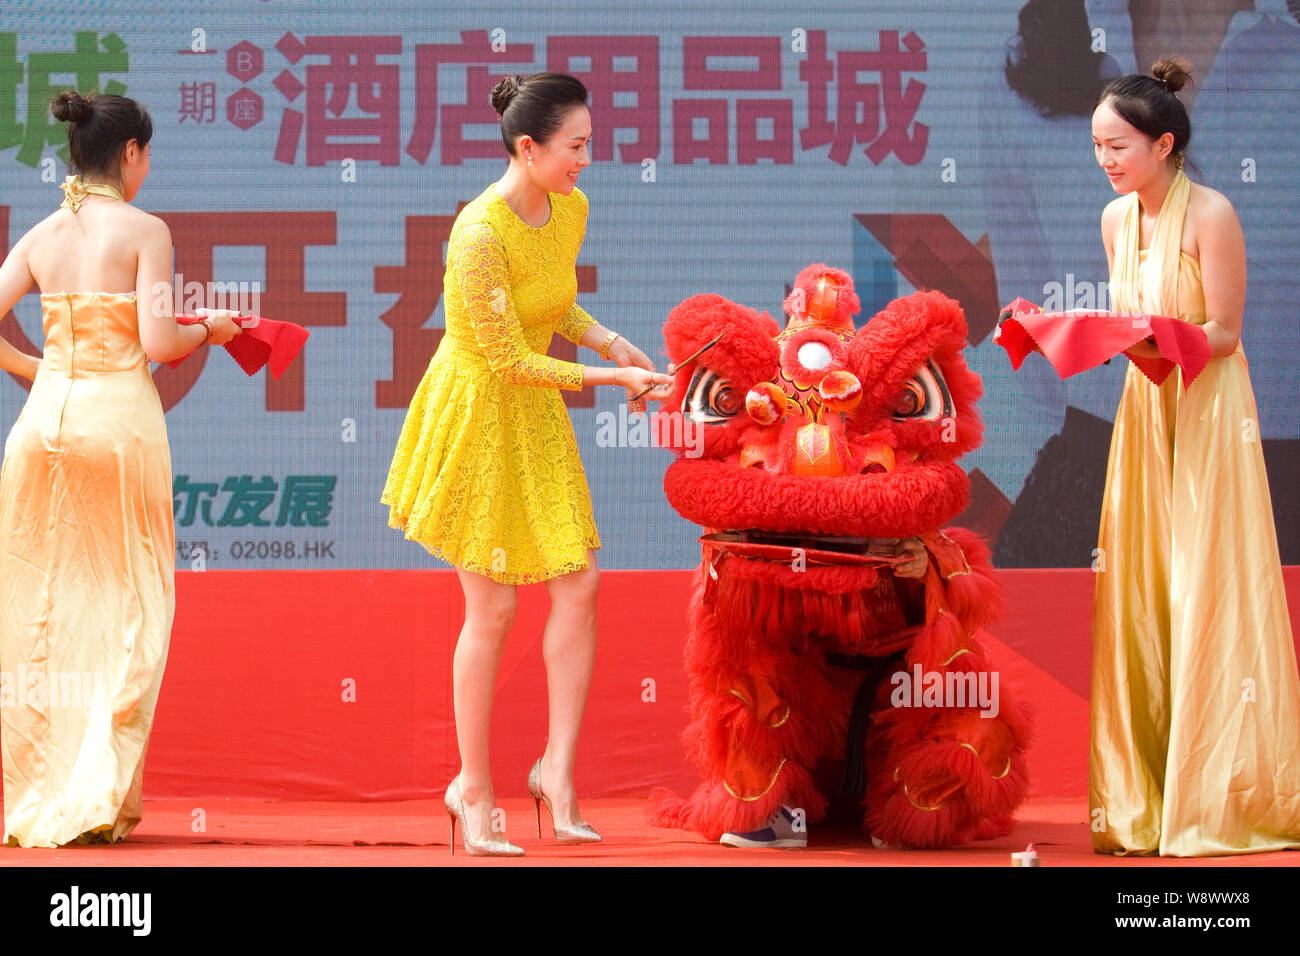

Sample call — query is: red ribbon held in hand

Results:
[993,297,1211,387]
[168,311,310,381]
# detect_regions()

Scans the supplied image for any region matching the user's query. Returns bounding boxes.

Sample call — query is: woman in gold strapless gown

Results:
[1089,58,1300,856]
[0,90,241,848]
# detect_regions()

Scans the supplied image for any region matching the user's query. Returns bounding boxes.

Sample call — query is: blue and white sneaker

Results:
[719,806,807,848]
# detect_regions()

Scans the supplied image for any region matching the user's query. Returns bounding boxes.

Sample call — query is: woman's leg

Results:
[538,549,600,825]
[453,566,518,840]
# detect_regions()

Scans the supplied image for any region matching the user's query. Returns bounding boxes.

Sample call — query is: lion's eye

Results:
[711,383,741,417]
[891,361,953,422]
[683,367,738,424]
[892,382,924,417]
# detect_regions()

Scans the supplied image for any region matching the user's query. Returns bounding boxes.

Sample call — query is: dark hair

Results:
[1004,0,1112,117]
[51,89,152,178]
[1096,57,1193,168]
[490,72,588,157]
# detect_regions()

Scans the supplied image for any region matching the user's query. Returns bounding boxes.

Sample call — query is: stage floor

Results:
[3,796,1296,866]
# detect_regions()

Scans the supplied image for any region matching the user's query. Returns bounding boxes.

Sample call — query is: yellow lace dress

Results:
[382,184,601,584]
[0,290,174,848]
[1090,169,1300,856]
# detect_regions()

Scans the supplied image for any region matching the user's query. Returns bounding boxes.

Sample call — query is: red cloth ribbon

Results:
[993,297,1211,386]
[168,314,309,381]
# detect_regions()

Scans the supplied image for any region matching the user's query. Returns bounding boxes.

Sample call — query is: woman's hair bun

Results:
[52,89,93,124]
[1151,56,1193,94]
[490,75,525,116]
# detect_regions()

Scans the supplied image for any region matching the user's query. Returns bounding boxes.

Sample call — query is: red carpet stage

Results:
[2,567,1298,865]
[3,797,1297,867]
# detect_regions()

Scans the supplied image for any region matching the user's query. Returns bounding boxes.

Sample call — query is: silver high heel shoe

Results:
[444,776,525,857]
[528,758,601,843]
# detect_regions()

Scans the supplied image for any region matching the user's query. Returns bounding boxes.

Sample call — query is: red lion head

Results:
[658,264,983,542]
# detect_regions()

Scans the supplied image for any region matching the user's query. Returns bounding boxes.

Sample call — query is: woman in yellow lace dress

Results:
[1090,58,1300,856]
[0,91,242,847]
[382,73,672,855]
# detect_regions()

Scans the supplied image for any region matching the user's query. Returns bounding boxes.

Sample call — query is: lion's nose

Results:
[793,422,846,476]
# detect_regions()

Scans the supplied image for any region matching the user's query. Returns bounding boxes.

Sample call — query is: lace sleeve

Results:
[452,221,587,390]
[556,302,597,345]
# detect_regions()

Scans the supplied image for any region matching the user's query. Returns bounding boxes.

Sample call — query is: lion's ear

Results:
[664,294,779,398]
[845,291,983,458]
[848,291,970,411]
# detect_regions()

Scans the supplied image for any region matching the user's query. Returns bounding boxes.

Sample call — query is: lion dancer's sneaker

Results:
[719,806,807,848]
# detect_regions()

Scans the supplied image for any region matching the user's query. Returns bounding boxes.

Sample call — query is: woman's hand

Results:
[615,366,673,401]
[608,336,655,372]
[197,308,245,346]
[0,324,40,381]
[609,340,664,411]
[892,538,929,580]
[1125,336,1162,360]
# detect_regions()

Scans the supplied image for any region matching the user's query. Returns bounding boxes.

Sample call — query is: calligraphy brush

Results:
[630,331,725,401]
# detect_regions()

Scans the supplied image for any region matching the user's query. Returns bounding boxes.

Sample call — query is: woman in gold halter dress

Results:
[1089,59,1300,856]
[0,91,242,847]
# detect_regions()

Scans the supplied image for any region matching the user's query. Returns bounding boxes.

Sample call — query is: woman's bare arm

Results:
[135,215,208,363]
[1100,197,1124,278]
[1192,189,1247,358]
[0,231,40,380]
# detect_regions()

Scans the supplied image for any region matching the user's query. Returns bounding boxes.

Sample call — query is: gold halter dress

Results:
[1090,169,1300,856]
[0,176,175,847]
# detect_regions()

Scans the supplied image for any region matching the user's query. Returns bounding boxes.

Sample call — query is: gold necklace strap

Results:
[83,182,123,200]
[59,175,124,212]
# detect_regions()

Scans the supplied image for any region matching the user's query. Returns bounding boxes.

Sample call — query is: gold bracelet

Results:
[200,318,214,343]
[598,331,621,360]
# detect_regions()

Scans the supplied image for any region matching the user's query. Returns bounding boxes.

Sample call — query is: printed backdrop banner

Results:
[2,0,1297,570]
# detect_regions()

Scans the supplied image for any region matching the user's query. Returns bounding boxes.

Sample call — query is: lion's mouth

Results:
[738,439,899,476]
[701,530,907,565]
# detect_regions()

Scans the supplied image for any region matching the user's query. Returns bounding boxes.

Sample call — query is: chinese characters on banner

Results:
[174,474,336,526]
[174,473,338,564]
[205,29,927,168]
[3,28,929,413]
[0,31,128,167]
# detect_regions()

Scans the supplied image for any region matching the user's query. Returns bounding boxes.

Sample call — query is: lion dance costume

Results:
[647,265,1032,848]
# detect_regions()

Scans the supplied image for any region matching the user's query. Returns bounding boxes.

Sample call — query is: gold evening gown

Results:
[1090,168,1300,856]
[0,290,174,848]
